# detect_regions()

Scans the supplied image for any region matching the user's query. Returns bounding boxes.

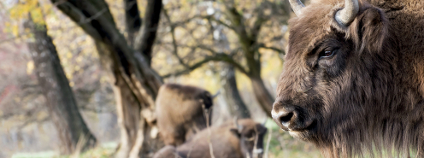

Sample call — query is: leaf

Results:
[30,7,46,25]
[37,111,48,120]
[66,52,73,59]
[27,61,34,75]
[12,25,19,36]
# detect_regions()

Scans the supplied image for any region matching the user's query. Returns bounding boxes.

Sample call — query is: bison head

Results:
[231,119,268,158]
[272,0,400,156]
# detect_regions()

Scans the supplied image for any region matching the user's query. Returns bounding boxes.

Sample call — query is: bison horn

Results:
[335,0,359,26]
[288,0,305,16]
[212,90,221,98]
[234,116,242,132]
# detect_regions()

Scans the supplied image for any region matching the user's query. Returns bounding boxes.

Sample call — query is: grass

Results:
[11,142,117,158]
[11,151,59,158]
[11,123,323,158]
[263,119,322,158]
[63,142,118,158]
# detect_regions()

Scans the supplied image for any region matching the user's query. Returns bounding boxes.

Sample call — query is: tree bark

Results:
[134,0,162,66]
[246,57,274,118]
[250,76,274,116]
[24,17,96,154]
[222,65,251,118]
[124,0,142,47]
[95,41,163,158]
[113,74,141,158]
[52,0,164,156]
[224,5,274,117]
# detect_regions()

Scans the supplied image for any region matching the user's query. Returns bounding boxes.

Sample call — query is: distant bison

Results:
[155,83,214,146]
[153,119,268,158]
[272,0,424,157]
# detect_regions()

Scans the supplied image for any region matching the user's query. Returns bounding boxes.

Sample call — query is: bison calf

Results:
[153,119,268,158]
[156,83,213,146]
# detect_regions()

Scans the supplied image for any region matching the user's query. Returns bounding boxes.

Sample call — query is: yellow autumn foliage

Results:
[26,61,34,75]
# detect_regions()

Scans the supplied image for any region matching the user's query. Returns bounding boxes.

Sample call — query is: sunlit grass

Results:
[63,142,118,158]
[264,119,322,158]
[12,151,58,158]
[11,142,117,158]
[11,130,323,158]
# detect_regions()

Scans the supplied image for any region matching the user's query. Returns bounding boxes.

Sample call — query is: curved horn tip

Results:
[288,0,305,16]
[335,0,359,26]
[212,90,221,98]
[234,116,242,131]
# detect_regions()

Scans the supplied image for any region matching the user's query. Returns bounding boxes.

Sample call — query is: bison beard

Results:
[272,0,424,157]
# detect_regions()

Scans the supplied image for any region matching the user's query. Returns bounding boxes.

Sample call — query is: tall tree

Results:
[205,3,251,118]
[221,65,251,118]
[24,15,96,154]
[161,0,290,117]
[50,0,163,157]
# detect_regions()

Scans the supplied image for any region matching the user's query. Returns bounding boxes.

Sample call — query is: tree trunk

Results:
[250,76,274,117]
[124,0,142,47]
[52,0,164,156]
[113,75,141,158]
[223,4,274,118]
[25,17,96,154]
[95,40,163,158]
[133,0,162,66]
[222,65,251,118]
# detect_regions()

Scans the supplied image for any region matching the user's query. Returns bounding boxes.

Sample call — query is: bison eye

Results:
[319,49,336,59]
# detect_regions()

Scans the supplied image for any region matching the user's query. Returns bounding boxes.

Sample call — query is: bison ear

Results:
[230,128,241,138]
[350,7,388,54]
[201,92,213,109]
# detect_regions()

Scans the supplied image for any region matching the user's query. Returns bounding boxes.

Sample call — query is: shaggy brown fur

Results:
[156,83,213,146]
[272,0,424,157]
[152,119,268,158]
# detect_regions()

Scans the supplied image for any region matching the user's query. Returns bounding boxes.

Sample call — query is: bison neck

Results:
[372,0,424,98]
[320,1,424,157]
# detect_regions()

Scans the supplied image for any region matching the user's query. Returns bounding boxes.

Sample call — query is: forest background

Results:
[0,0,320,157]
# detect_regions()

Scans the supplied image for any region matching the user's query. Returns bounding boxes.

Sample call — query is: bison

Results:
[155,83,214,146]
[271,0,424,157]
[153,118,268,158]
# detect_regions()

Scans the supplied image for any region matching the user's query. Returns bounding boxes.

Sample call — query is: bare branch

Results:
[264,127,273,158]
[82,8,107,24]
[17,116,49,130]
[124,0,142,45]
[200,15,234,31]
[53,0,163,106]
[162,8,190,69]
[79,105,115,113]
[257,43,285,55]
[133,0,163,66]
[0,32,32,45]
[251,7,267,41]
[166,13,234,31]
[0,106,41,120]
[162,52,248,78]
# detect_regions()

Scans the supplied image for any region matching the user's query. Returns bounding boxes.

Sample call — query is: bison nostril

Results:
[279,112,294,125]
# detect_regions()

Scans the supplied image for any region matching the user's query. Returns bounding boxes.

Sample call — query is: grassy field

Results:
[264,119,322,158]
[11,121,322,158]
[11,143,117,158]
